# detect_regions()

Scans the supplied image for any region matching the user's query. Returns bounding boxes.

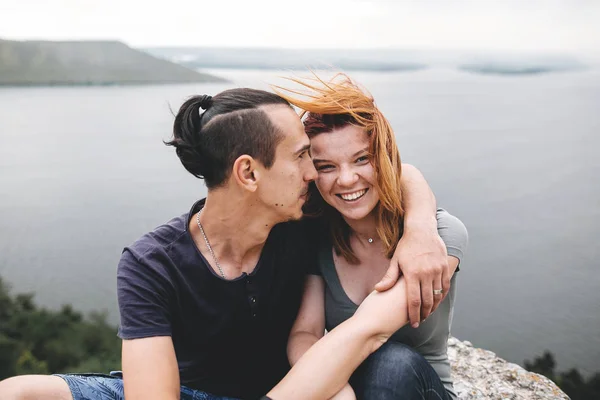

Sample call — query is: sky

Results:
[1,0,599,53]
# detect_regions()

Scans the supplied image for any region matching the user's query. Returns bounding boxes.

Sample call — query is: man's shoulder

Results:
[122,212,190,264]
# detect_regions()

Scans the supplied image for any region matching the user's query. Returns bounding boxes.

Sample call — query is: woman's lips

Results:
[336,188,368,202]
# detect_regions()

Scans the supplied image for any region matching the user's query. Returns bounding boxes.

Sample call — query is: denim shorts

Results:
[54,371,241,400]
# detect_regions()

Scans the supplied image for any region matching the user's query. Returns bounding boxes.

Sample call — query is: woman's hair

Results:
[165,88,290,189]
[275,74,404,264]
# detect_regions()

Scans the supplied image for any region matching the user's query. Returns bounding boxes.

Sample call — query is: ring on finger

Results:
[433,288,443,296]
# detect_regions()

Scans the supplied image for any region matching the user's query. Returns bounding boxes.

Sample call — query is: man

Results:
[0,88,448,399]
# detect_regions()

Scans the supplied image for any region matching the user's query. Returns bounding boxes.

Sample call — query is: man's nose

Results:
[337,165,358,187]
[305,162,318,181]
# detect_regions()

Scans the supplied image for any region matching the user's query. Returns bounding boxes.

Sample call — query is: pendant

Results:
[368,238,373,243]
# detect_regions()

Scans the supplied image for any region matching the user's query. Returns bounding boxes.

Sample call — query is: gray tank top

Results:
[317,209,468,399]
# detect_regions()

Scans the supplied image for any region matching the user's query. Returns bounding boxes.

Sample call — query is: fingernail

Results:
[412,323,419,328]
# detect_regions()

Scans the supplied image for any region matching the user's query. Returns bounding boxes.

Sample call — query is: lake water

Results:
[1,68,599,375]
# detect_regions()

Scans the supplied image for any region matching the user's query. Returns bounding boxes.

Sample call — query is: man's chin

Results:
[287,208,304,222]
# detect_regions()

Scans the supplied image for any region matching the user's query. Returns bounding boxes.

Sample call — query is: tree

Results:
[524,351,600,400]
[0,274,121,380]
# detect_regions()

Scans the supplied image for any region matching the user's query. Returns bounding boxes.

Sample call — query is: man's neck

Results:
[190,188,279,276]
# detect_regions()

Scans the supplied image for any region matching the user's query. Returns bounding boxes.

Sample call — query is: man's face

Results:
[256,105,317,222]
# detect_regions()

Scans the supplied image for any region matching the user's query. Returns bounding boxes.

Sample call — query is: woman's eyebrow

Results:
[313,147,369,164]
[351,147,369,157]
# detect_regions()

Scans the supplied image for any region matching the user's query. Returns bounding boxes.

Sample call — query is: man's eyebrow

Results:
[294,144,311,156]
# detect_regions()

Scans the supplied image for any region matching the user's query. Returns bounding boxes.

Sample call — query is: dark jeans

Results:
[349,342,452,400]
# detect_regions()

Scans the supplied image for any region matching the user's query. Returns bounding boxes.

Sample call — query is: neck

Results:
[344,212,378,244]
[191,187,279,274]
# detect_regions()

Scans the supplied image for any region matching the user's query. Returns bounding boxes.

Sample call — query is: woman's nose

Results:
[337,165,358,187]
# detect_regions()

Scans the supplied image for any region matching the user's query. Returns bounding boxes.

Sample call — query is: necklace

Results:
[368,238,374,243]
[196,212,226,279]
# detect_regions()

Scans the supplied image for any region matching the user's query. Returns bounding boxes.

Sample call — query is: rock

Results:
[448,337,569,399]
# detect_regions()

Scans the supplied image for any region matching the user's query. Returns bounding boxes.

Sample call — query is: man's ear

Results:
[232,155,260,192]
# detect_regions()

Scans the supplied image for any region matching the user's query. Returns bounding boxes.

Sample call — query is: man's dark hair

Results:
[165,88,290,189]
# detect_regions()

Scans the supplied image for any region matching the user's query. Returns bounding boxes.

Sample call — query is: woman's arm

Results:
[288,276,357,399]
[288,275,356,399]
[269,278,409,400]
[287,275,326,366]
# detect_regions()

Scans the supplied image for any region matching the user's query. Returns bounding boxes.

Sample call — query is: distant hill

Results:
[143,47,428,72]
[0,39,226,86]
[144,46,588,75]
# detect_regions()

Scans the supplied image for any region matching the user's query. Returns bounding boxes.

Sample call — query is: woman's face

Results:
[310,124,379,222]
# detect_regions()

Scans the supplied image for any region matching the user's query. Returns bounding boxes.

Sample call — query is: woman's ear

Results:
[232,155,259,192]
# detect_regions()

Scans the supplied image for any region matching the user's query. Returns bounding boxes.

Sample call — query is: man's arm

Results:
[122,336,180,400]
[117,249,180,399]
[374,163,449,328]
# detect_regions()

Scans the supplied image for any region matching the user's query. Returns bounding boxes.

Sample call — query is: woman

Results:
[275,74,468,400]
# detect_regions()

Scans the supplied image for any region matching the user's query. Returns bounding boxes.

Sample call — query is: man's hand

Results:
[374,223,449,328]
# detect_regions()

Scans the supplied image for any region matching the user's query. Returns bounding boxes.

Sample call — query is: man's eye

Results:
[316,165,333,171]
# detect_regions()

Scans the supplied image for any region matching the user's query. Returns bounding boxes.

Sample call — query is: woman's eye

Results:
[356,156,369,163]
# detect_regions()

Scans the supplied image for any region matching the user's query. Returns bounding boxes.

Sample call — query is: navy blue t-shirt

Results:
[117,199,318,399]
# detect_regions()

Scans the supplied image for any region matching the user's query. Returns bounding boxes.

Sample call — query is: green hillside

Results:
[0,39,226,86]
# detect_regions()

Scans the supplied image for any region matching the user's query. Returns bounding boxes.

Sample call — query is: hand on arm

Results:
[375,163,449,328]
[122,336,180,400]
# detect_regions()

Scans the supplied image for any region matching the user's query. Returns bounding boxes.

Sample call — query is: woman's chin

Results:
[336,206,373,222]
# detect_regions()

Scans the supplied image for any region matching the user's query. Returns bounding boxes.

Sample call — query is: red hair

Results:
[275,74,404,263]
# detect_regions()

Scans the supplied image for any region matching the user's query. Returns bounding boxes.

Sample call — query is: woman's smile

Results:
[336,188,369,202]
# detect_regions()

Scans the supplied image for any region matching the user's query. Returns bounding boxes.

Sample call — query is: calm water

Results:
[1,68,599,375]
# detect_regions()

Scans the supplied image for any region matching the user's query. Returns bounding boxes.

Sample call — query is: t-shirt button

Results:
[247,279,252,285]
[250,296,257,303]
[252,313,257,317]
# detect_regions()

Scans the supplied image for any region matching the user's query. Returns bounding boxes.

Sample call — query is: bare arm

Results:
[376,163,449,328]
[288,276,356,399]
[287,276,326,365]
[270,278,409,400]
[447,256,460,276]
[400,163,437,222]
[122,336,180,400]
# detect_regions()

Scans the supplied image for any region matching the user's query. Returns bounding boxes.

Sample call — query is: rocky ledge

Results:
[448,337,568,399]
